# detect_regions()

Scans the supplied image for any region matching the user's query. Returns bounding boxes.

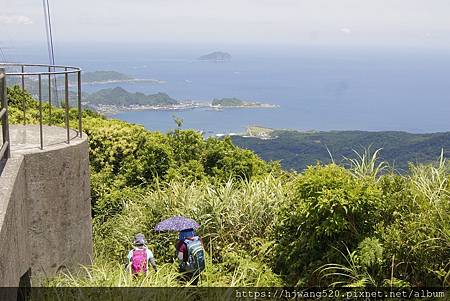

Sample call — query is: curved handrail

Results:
[0,63,82,76]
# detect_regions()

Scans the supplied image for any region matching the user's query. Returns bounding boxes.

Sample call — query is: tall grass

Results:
[344,147,388,180]
[408,150,450,285]
[46,262,179,287]
[409,149,449,204]
[408,150,449,248]
[48,155,449,287]
[319,152,450,287]
[316,246,377,287]
[66,176,285,287]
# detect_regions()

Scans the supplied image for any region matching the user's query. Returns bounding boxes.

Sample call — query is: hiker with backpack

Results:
[175,228,205,285]
[127,233,157,276]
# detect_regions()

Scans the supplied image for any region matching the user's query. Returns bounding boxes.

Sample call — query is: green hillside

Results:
[86,87,178,106]
[6,85,449,289]
[212,98,245,106]
[233,129,450,172]
[82,71,132,83]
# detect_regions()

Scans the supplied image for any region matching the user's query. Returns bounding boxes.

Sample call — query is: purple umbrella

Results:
[154,216,200,232]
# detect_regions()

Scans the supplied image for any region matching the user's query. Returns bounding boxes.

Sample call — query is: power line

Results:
[45,0,56,67]
[42,0,59,103]
[43,0,52,65]
[0,47,7,62]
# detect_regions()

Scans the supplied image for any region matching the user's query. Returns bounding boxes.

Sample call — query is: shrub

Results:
[168,129,206,164]
[274,164,383,285]
[380,158,450,286]
[203,137,268,182]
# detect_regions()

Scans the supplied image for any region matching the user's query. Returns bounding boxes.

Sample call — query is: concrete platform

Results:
[7,125,81,155]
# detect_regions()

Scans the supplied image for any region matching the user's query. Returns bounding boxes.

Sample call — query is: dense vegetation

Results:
[211,98,270,107]
[7,86,449,288]
[212,98,246,107]
[233,129,450,172]
[86,87,178,106]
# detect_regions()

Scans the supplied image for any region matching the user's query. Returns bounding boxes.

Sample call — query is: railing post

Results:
[65,68,70,144]
[0,68,11,159]
[38,74,44,150]
[48,66,52,126]
[21,65,26,125]
[77,71,82,138]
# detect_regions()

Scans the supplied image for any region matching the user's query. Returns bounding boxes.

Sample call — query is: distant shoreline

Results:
[83,78,166,85]
[91,102,280,115]
[90,102,205,115]
[210,103,279,109]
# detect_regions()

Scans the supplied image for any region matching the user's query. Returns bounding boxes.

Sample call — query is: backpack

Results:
[131,249,147,274]
[184,237,206,273]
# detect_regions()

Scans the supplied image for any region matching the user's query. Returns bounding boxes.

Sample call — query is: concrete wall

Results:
[0,157,29,287]
[0,132,92,287]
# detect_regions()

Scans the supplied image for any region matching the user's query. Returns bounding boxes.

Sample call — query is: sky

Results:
[1,0,450,50]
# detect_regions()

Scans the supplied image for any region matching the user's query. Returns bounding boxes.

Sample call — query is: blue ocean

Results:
[17,43,450,134]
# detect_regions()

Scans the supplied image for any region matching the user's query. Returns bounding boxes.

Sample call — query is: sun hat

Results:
[133,233,146,246]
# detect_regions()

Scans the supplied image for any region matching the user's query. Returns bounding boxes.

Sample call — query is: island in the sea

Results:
[85,87,193,114]
[83,87,278,114]
[87,87,178,106]
[211,98,279,108]
[82,71,165,85]
[198,51,232,62]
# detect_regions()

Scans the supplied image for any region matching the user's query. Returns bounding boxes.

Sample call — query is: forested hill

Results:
[232,130,450,172]
[82,71,131,83]
[86,87,178,106]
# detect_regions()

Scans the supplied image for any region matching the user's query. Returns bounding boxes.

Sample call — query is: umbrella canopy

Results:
[154,216,200,232]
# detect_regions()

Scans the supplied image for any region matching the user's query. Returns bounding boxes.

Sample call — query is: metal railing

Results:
[0,63,83,153]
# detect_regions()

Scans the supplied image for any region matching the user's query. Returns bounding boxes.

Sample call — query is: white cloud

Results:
[340,28,352,35]
[3,0,450,46]
[0,15,33,25]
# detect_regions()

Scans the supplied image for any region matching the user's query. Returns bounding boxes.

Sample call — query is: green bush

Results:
[274,164,383,285]
[379,158,450,286]
[203,137,268,182]
[168,129,206,164]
